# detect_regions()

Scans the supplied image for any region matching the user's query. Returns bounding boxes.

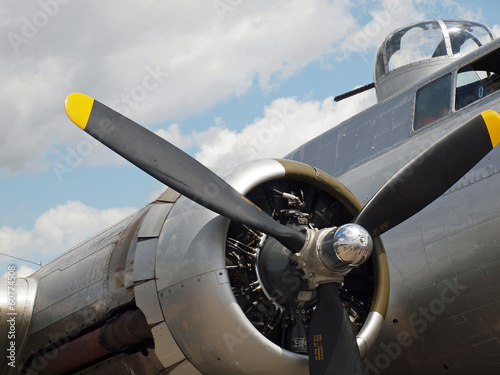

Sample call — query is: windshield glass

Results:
[387,21,444,71]
[445,21,493,55]
[375,20,495,81]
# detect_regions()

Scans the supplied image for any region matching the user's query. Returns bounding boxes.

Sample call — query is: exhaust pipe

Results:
[29,309,152,375]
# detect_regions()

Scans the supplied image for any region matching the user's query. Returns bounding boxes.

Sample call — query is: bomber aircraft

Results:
[2,18,500,375]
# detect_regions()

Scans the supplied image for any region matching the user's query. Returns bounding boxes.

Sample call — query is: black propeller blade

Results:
[64,93,305,251]
[353,110,500,237]
[308,283,362,375]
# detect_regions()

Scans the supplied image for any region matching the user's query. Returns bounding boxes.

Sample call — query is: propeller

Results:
[65,93,500,375]
[64,93,305,252]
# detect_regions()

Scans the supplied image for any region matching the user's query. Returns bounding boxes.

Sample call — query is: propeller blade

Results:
[65,93,306,251]
[353,110,500,237]
[308,283,362,375]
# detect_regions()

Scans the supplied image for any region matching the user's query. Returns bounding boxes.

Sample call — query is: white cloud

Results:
[0,201,137,265]
[339,0,426,58]
[416,0,484,24]
[3,0,492,175]
[156,124,194,150]
[153,90,376,171]
[491,25,500,38]
[1,0,358,175]
[147,184,168,203]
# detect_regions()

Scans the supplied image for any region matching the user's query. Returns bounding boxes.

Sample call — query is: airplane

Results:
[1,18,500,375]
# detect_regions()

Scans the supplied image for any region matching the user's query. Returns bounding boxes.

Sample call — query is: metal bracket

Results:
[290,228,344,289]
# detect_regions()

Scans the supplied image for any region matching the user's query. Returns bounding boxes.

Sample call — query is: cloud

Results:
[151,90,376,171]
[339,0,426,58]
[491,25,500,38]
[0,201,137,265]
[3,0,491,175]
[417,0,484,24]
[156,124,194,150]
[1,0,358,175]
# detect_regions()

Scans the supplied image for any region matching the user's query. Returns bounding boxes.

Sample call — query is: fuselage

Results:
[287,35,500,374]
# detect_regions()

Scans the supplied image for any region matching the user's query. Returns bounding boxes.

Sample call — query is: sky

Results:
[1,0,500,277]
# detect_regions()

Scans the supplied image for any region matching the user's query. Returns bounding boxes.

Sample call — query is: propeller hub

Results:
[318,223,373,273]
[291,224,373,289]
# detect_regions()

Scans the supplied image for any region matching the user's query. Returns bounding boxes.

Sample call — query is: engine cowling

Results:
[149,158,389,374]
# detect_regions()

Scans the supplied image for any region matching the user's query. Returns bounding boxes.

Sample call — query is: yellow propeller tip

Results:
[481,110,500,148]
[65,93,94,130]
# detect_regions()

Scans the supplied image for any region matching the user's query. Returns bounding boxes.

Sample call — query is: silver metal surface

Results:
[133,199,185,371]
[291,229,345,288]
[154,158,387,373]
[24,214,135,360]
[77,349,166,375]
[220,158,286,194]
[318,224,373,270]
[150,322,187,369]
[0,277,37,374]
[134,280,164,325]
[155,197,227,291]
[169,359,203,375]
[290,224,373,288]
[132,238,158,283]
[18,207,159,370]
[158,268,309,374]
[356,311,386,359]
[138,203,173,238]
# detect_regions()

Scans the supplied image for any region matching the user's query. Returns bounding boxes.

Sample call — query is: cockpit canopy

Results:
[374,20,495,102]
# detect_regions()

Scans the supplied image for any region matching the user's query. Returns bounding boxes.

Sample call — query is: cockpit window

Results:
[387,21,444,71]
[414,74,452,130]
[375,20,495,82]
[455,49,500,110]
[446,21,493,55]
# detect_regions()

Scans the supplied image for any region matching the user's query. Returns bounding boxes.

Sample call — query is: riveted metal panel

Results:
[134,280,164,326]
[138,203,173,238]
[133,238,158,283]
[170,359,203,375]
[77,348,166,374]
[156,188,181,203]
[151,322,186,369]
[155,200,228,291]
[107,206,151,311]
[158,270,308,375]
[22,213,137,362]
[29,215,133,334]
